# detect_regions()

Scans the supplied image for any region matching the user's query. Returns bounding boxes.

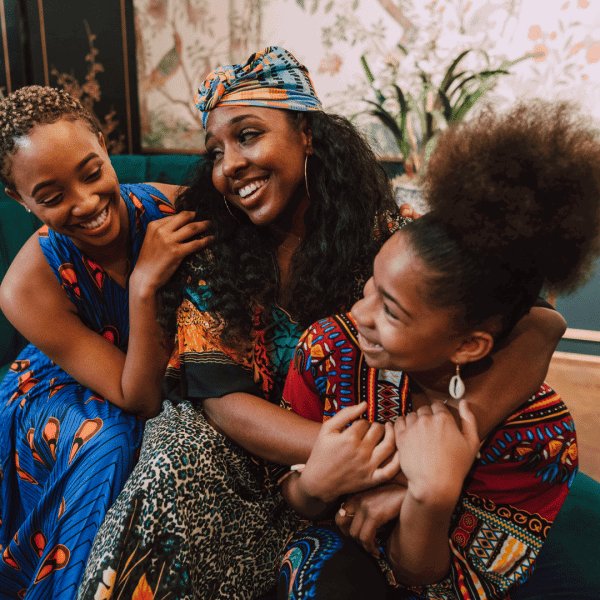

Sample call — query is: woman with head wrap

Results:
[77,48,566,600]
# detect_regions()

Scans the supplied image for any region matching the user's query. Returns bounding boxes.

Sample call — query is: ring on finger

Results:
[339,502,355,518]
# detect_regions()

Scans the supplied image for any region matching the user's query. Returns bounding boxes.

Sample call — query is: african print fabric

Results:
[0,184,174,600]
[77,298,305,600]
[195,46,322,128]
[280,312,578,600]
[78,212,407,600]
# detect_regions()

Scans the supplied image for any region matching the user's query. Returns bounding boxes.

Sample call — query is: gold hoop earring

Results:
[304,154,311,199]
[223,196,241,223]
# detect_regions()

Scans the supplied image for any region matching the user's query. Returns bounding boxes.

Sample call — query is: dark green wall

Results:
[555,259,600,356]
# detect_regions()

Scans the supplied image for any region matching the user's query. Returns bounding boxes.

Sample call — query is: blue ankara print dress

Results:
[0,184,174,600]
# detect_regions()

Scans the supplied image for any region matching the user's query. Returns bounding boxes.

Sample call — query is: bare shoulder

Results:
[0,233,70,317]
[146,182,187,205]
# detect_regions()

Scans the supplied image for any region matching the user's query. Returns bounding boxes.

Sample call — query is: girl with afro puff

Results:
[280,100,600,600]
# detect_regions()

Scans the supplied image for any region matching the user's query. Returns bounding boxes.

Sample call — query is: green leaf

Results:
[360,54,375,84]
[363,98,388,111]
[366,109,405,147]
[500,53,539,68]
[392,84,408,116]
[452,85,492,122]
[439,49,471,92]
[437,89,452,122]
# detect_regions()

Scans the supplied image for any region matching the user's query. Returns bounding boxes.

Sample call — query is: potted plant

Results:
[360,47,539,210]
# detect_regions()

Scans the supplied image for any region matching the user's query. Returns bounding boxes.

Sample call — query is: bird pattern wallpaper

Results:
[134,0,600,152]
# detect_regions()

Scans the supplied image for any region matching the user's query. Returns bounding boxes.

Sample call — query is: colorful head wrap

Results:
[196,46,322,129]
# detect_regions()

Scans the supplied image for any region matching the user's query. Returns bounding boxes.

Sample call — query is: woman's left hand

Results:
[298,402,402,503]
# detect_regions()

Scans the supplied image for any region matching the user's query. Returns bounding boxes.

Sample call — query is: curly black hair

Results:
[159,111,403,345]
[404,100,600,343]
[0,85,100,189]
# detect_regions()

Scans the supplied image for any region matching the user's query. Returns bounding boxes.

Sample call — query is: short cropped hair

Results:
[0,85,100,189]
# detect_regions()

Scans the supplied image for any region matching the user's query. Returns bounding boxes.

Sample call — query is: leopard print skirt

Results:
[77,400,299,600]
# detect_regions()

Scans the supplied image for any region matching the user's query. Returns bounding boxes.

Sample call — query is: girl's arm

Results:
[386,401,480,586]
[0,193,210,417]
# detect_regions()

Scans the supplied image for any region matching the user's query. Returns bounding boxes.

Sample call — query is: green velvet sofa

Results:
[1,153,598,598]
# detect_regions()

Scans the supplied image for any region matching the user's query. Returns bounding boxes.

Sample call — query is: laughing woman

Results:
[78,48,566,600]
[0,87,209,599]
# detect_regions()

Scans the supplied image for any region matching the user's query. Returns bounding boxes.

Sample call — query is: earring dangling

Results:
[223,196,241,224]
[304,153,311,199]
[25,207,31,213]
[449,363,465,400]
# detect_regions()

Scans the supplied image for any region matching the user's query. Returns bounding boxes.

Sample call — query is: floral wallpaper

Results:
[133,0,600,151]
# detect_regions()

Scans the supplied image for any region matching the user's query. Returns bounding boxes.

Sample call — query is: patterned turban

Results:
[196,46,322,129]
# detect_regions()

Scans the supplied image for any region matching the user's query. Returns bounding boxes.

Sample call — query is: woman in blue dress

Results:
[0,86,210,599]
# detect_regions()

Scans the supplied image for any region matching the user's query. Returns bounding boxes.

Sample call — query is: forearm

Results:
[281,470,333,519]
[203,393,321,464]
[120,280,171,417]
[467,306,566,438]
[386,490,456,586]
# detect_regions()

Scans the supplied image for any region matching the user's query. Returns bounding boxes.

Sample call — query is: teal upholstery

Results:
[110,153,201,186]
[512,472,600,599]
[0,153,599,597]
[0,199,42,376]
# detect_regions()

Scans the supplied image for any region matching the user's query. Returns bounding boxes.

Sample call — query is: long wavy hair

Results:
[159,110,402,346]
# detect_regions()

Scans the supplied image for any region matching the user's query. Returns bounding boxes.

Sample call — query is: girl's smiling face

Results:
[351,231,467,374]
[204,105,312,228]
[6,118,124,257]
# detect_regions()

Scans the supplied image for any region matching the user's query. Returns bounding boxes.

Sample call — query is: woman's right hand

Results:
[298,402,401,503]
[123,212,212,415]
[131,211,212,293]
[335,482,407,556]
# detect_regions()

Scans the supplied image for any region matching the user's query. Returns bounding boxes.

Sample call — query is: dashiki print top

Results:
[283,312,578,600]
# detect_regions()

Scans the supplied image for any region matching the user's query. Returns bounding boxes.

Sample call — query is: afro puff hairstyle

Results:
[403,100,600,343]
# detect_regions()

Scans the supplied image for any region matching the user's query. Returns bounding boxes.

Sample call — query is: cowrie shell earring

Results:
[449,363,465,400]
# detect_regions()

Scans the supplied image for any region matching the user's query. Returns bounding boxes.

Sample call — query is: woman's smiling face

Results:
[204,105,312,228]
[6,118,124,256]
